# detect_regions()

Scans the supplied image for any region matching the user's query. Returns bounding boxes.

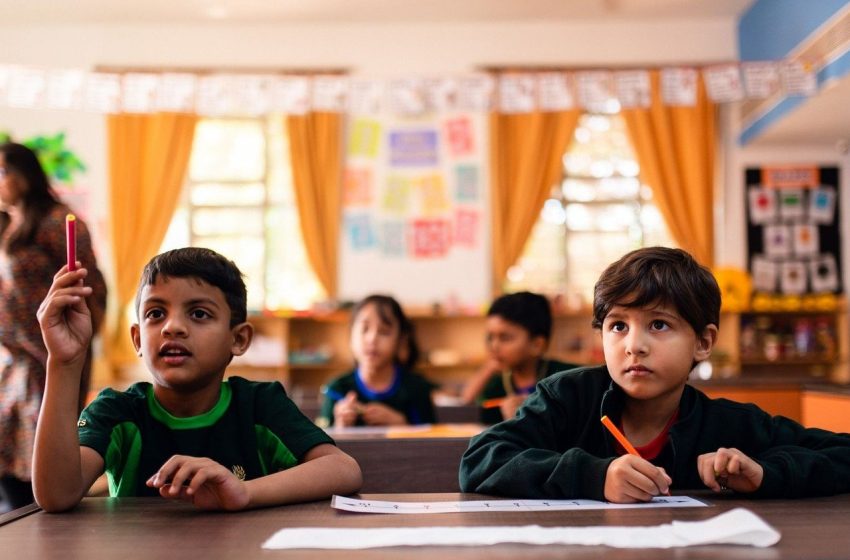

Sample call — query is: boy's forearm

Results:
[244,452,362,509]
[32,358,87,511]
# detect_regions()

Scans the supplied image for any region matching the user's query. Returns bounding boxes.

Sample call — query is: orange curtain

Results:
[106,112,198,370]
[286,112,343,298]
[620,71,716,266]
[490,110,581,291]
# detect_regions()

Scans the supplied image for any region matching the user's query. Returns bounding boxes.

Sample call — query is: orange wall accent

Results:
[801,392,850,432]
[699,387,802,422]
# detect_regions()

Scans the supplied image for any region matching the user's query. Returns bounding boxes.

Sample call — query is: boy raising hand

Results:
[33,248,361,512]
[460,247,850,502]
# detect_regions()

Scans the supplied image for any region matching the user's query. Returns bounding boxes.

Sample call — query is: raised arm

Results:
[460,358,501,404]
[32,266,104,512]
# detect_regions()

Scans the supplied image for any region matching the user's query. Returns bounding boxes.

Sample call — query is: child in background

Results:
[461,291,578,424]
[33,248,361,512]
[320,295,436,427]
[460,247,850,502]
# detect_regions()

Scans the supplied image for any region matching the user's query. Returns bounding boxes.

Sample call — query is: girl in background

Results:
[320,295,436,427]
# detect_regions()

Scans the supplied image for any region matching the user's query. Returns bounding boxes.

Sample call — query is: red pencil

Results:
[66,214,77,271]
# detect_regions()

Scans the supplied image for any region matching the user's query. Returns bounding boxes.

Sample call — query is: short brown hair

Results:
[592,247,720,335]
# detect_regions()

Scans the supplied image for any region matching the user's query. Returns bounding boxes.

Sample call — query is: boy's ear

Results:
[530,335,547,358]
[694,324,718,362]
[230,322,254,357]
[130,323,142,356]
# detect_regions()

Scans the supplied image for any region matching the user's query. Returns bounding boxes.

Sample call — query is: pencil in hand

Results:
[601,415,670,496]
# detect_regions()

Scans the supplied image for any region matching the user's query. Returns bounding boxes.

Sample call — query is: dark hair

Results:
[592,247,721,335]
[488,291,553,341]
[0,142,60,250]
[351,294,419,370]
[135,247,247,327]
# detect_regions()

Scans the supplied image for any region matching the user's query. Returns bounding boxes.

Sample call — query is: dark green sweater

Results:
[460,365,850,500]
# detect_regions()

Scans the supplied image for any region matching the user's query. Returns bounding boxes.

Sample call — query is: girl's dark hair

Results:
[592,247,721,335]
[0,142,60,251]
[351,294,420,370]
[136,247,248,327]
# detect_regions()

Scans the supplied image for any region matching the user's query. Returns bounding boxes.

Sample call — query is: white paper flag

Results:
[742,62,781,99]
[155,73,197,112]
[498,74,536,113]
[780,60,818,96]
[269,76,310,114]
[423,77,458,112]
[121,73,160,113]
[576,71,614,112]
[661,67,697,106]
[84,73,121,113]
[703,64,744,103]
[614,70,651,109]
[7,67,46,108]
[313,76,348,112]
[456,74,495,112]
[46,69,86,110]
[537,72,574,111]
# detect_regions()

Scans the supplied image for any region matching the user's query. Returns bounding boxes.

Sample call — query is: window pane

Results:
[189,119,265,181]
[191,182,266,206]
[192,208,264,236]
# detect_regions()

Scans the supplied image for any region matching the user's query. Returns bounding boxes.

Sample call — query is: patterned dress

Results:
[0,204,106,481]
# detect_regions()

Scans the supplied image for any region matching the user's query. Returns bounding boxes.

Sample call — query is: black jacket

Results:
[460,365,850,500]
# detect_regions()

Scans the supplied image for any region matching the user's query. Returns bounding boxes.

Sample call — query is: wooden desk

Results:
[2,493,849,559]
[328,425,484,493]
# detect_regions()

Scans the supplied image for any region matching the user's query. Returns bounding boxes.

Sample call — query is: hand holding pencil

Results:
[600,415,672,503]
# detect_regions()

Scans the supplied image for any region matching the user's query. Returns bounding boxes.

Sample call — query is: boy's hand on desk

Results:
[603,455,672,503]
[360,402,407,426]
[147,455,249,511]
[698,448,764,494]
[37,266,93,365]
[333,391,362,427]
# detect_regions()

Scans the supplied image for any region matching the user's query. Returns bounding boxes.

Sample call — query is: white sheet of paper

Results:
[261,507,780,550]
[330,495,706,514]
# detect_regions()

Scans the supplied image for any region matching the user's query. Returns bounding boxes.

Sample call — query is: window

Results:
[504,112,674,304]
[160,116,324,311]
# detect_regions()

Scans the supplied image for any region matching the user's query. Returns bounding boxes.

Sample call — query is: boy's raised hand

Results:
[36,265,93,365]
[146,455,250,511]
[697,447,764,493]
[604,455,672,503]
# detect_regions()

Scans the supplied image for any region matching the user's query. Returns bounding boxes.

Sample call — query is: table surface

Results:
[2,493,849,559]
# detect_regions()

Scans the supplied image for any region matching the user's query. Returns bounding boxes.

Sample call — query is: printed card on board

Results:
[792,223,818,257]
[418,174,450,215]
[444,117,475,158]
[348,119,381,158]
[455,165,479,202]
[809,186,836,224]
[381,220,407,258]
[810,255,839,293]
[748,187,776,224]
[382,176,412,214]
[345,213,376,251]
[752,257,779,293]
[780,261,807,295]
[411,219,451,258]
[343,168,373,207]
[454,209,479,248]
[763,224,791,258]
[389,130,438,166]
[778,189,805,220]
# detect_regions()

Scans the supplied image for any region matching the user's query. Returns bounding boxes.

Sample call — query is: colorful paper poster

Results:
[498,74,536,113]
[780,261,807,295]
[660,67,698,106]
[792,224,819,257]
[763,224,791,258]
[454,209,479,248]
[417,174,451,215]
[345,213,376,251]
[455,165,479,202]
[614,70,650,109]
[742,62,780,99]
[780,61,818,96]
[410,219,451,258]
[748,187,776,224]
[382,176,412,214]
[537,72,575,111]
[381,220,406,257]
[348,119,381,158]
[778,189,805,220]
[809,187,836,224]
[443,117,475,158]
[810,255,839,293]
[389,129,438,167]
[343,168,373,207]
[702,64,744,103]
[751,257,779,292]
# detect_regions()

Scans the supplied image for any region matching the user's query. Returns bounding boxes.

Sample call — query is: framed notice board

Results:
[745,166,842,295]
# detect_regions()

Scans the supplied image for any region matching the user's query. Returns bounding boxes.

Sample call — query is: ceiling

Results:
[0,0,753,23]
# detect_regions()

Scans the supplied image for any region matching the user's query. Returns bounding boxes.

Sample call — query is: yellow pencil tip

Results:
[66,213,76,221]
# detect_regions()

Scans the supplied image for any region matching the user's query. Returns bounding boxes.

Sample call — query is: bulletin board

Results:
[338,112,490,308]
[745,166,842,295]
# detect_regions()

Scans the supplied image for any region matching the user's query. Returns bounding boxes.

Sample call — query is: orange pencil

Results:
[481,397,506,409]
[601,414,670,496]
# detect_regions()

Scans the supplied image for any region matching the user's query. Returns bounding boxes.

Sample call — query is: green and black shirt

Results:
[78,376,333,497]
[478,358,578,424]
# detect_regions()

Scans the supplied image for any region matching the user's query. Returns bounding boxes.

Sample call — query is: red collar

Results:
[615,409,679,461]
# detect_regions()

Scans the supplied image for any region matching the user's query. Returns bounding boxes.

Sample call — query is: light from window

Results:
[159,116,325,311]
[504,112,675,305]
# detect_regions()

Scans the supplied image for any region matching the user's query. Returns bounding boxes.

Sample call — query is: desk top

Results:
[2,493,849,559]
[325,423,485,440]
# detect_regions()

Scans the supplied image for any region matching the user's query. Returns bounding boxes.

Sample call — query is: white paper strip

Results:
[537,72,574,111]
[269,76,309,114]
[703,64,744,103]
[661,67,697,106]
[7,67,46,108]
[331,495,705,514]
[423,77,458,112]
[313,76,348,112]
[614,70,651,109]
[83,73,121,113]
[576,71,614,112]
[156,73,197,112]
[456,74,494,112]
[498,74,536,113]
[121,73,160,113]
[262,508,780,550]
[348,79,385,114]
[46,69,86,110]
[780,60,818,96]
[386,78,425,115]
[742,61,781,99]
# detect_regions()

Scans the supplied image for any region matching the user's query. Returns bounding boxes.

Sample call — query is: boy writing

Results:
[460,247,850,502]
[33,248,361,512]
[461,291,578,424]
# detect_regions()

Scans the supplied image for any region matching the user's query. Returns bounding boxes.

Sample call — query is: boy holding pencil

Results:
[32,247,361,512]
[460,247,850,502]
[460,291,578,424]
